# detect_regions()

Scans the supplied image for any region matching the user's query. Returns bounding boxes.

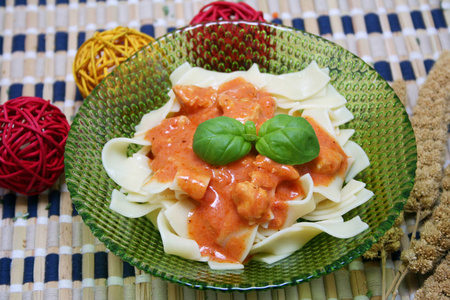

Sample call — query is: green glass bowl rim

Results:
[65,20,417,292]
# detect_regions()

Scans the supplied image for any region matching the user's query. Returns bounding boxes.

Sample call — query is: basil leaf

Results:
[255,114,319,165]
[193,116,252,165]
[193,115,319,166]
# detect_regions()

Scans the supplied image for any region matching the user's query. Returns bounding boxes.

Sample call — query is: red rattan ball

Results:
[0,97,70,195]
[190,1,266,24]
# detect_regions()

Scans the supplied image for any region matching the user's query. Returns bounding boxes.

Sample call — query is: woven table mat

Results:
[0,0,449,299]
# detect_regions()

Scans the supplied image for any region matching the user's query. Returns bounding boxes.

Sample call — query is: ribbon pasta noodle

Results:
[102,62,372,269]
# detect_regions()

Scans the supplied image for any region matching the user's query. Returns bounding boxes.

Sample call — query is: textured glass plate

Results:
[65,21,416,291]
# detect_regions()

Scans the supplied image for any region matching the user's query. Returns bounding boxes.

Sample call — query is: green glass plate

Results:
[65,21,416,291]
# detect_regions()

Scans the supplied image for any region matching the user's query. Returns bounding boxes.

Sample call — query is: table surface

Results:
[1,0,450,299]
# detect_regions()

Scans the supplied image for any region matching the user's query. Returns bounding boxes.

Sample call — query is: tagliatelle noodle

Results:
[343,141,371,182]
[303,186,374,221]
[172,63,267,88]
[277,85,346,112]
[141,179,173,194]
[209,226,259,269]
[134,96,180,142]
[330,106,354,127]
[208,261,246,270]
[279,174,316,229]
[101,62,373,269]
[312,173,346,203]
[102,138,152,193]
[301,109,336,137]
[341,180,367,201]
[110,189,163,218]
[156,208,203,260]
[250,216,368,257]
[164,198,197,238]
[261,61,330,100]
[117,189,152,203]
[335,129,356,146]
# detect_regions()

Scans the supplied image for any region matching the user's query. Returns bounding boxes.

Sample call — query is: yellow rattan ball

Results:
[73,27,155,98]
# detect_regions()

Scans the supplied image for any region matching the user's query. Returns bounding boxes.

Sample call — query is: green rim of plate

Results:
[64,21,417,292]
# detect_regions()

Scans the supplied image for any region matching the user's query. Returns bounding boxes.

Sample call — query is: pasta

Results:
[102,62,372,269]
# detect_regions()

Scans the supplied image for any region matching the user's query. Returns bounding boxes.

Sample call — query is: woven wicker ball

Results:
[73,27,154,98]
[190,1,266,24]
[0,97,70,195]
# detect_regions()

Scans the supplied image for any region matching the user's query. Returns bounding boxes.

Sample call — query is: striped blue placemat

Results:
[0,0,449,299]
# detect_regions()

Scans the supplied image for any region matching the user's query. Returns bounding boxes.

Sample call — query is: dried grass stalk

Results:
[404,51,450,220]
[384,51,450,299]
[402,166,450,274]
[363,212,404,260]
[414,250,450,299]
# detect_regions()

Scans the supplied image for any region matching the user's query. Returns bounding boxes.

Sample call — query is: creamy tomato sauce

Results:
[297,117,348,186]
[145,77,347,263]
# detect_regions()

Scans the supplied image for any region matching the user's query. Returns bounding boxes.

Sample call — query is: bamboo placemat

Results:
[0,0,449,299]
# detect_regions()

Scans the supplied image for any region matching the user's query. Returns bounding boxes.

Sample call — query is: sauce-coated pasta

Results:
[102,62,372,269]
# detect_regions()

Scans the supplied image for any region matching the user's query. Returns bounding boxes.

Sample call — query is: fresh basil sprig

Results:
[192,116,257,165]
[193,114,320,166]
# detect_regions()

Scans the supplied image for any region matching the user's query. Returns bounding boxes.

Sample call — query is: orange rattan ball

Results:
[73,27,154,98]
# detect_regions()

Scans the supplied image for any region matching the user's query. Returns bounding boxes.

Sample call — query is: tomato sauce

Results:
[296,117,348,186]
[145,77,347,264]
